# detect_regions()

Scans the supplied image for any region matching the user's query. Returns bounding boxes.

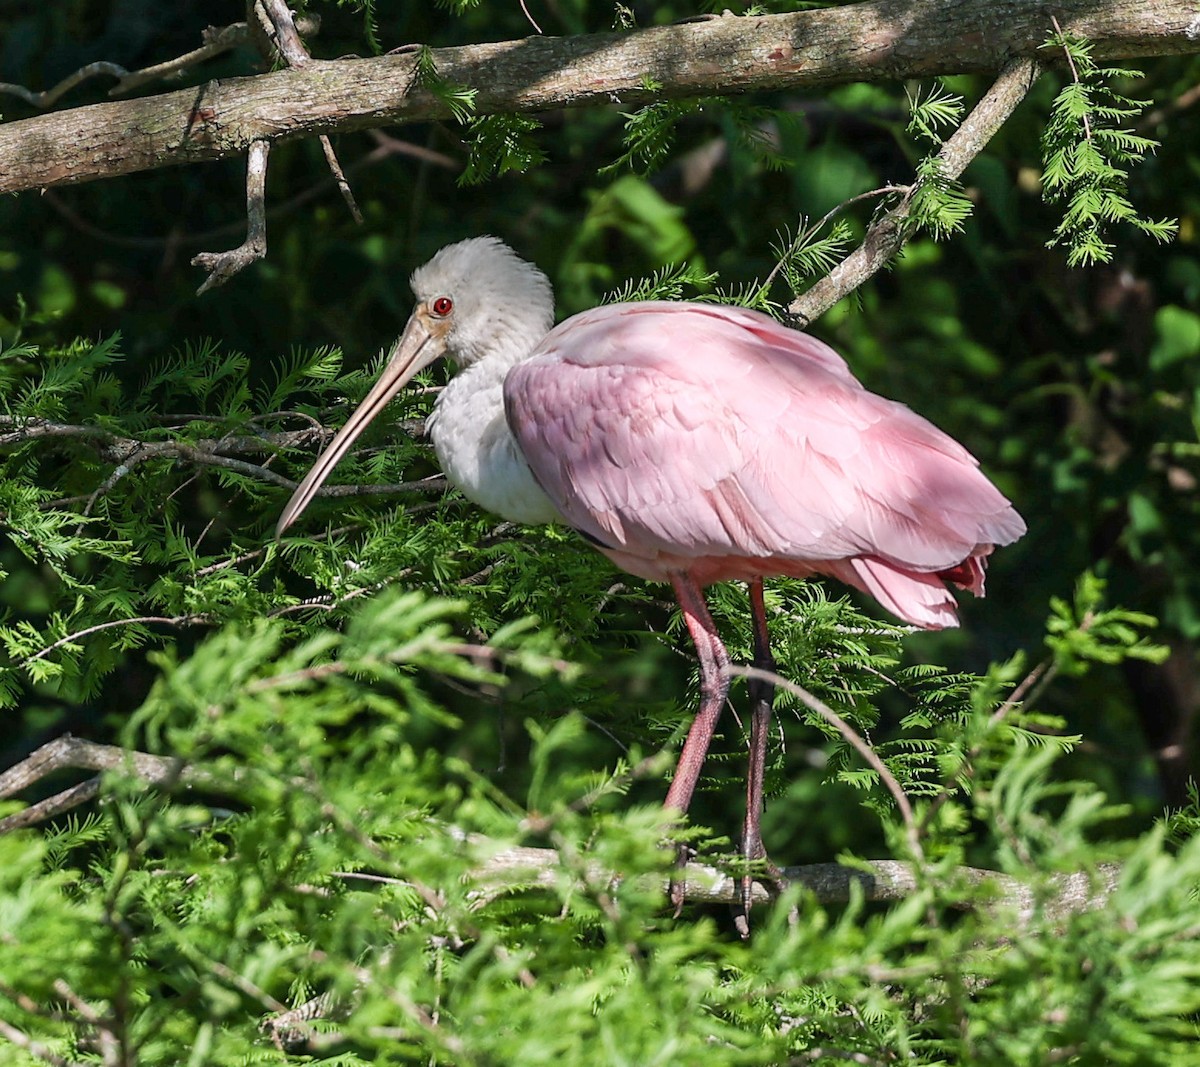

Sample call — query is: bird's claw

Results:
[732,842,791,939]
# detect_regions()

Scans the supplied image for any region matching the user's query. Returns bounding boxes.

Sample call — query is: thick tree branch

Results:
[0,735,1121,921]
[1,0,1197,195]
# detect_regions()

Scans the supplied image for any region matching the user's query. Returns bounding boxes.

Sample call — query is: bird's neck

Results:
[427,344,561,525]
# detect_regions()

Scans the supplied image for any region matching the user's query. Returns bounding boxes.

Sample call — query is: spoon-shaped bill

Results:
[275,313,443,537]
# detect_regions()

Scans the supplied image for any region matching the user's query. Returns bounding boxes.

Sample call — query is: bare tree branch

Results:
[0,0,1196,196]
[185,4,359,290]
[0,62,131,110]
[192,139,272,293]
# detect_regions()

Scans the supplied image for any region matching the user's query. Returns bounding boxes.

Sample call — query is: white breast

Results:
[427,360,562,525]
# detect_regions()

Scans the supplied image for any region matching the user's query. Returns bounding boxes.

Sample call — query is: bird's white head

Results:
[275,236,553,536]
[411,236,554,368]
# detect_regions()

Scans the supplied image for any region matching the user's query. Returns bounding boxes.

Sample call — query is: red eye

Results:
[432,296,453,316]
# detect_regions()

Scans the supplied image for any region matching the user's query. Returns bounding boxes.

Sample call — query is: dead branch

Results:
[192,139,271,294]
[253,0,315,69]
[187,3,360,290]
[0,0,1196,196]
[0,14,315,109]
[108,23,256,98]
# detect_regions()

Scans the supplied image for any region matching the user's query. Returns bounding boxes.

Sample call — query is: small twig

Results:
[0,62,129,109]
[22,614,211,666]
[193,139,271,294]
[790,55,1041,326]
[730,664,923,861]
[519,0,545,35]
[1051,14,1092,140]
[109,23,253,97]
[320,135,364,223]
[253,0,363,226]
[760,184,909,296]
[0,21,276,109]
[43,133,452,253]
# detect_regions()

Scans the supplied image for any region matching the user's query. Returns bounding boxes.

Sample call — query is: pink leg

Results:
[743,579,774,868]
[736,579,787,933]
[664,574,730,818]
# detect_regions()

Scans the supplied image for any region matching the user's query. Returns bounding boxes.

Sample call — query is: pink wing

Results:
[503,302,1026,628]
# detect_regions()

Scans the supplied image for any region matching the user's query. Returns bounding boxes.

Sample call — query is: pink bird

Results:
[278,237,1026,909]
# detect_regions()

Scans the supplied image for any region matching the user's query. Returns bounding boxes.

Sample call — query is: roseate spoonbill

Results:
[277,236,1026,908]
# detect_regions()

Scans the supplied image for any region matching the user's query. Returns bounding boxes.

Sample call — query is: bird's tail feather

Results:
[818,554,990,630]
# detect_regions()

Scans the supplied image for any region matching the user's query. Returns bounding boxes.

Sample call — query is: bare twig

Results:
[108,23,254,97]
[0,62,130,109]
[519,0,545,35]
[320,135,364,223]
[790,55,1042,326]
[253,0,363,224]
[22,615,212,666]
[0,416,443,504]
[0,22,269,110]
[43,133,451,253]
[193,139,271,294]
[730,664,922,861]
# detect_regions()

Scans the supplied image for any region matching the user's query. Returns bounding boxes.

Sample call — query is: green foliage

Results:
[899,82,975,240]
[1041,31,1178,266]
[605,89,699,174]
[603,261,718,303]
[908,156,975,240]
[606,95,787,177]
[460,114,547,186]
[413,45,477,123]
[1045,571,1170,674]
[906,82,965,145]
[1,580,1196,1064]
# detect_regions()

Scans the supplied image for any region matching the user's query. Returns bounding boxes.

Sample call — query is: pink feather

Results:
[504,301,1025,629]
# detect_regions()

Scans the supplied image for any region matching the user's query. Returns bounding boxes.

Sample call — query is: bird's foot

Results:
[731,838,794,939]
[669,842,696,916]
